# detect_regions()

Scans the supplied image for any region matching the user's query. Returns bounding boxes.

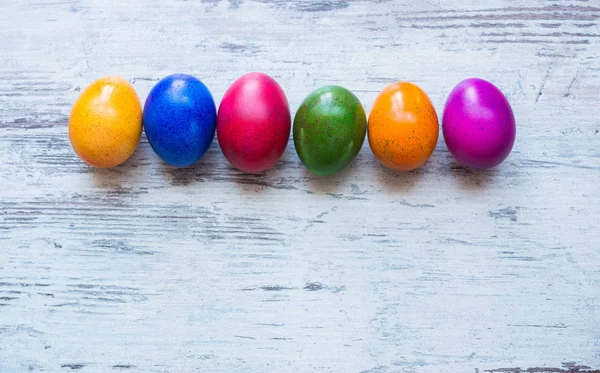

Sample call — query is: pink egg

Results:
[217,72,291,173]
[442,78,516,170]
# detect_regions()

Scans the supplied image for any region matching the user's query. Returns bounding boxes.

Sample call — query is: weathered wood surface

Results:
[1,0,599,372]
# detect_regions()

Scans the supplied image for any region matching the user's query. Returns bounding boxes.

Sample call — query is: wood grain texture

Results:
[0,0,599,372]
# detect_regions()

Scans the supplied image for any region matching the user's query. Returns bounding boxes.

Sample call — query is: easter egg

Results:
[368,82,439,171]
[143,74,217,167]
[443,78,516,170]
[69,76,142,168]
[293,86,366,176]
[217,72,290,173]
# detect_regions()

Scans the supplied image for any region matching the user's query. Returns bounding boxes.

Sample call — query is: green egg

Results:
[293,86,367,176]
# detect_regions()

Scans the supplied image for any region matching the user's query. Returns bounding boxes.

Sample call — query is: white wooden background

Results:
[1,1,599,372]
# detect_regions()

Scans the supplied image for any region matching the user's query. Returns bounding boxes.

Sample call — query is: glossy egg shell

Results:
[368,82,439,171]
[143,74,217,167]
[293,86,367,176]
[69,76,142,168]
[217,72,291,173]
[443,78,516,170]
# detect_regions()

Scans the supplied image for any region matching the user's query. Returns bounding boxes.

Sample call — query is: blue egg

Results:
[143,74,217,167]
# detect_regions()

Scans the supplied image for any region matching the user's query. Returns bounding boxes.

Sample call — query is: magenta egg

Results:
[442,78,516,170]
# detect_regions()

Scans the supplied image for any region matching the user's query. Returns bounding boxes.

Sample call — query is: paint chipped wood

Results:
[0,0,599,372]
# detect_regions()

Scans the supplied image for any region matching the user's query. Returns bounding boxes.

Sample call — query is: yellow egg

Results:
[69,76,142,168]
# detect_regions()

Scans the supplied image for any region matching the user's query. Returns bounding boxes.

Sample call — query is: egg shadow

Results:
[435,129,504,189]
[89,139,154,189]
[90,166,130,189]
[302,151,363,195]
[228,168,274,194]
[371,156,429,193]
[224,143,305,195]
[160,144,223,187]
[448,159,498,190]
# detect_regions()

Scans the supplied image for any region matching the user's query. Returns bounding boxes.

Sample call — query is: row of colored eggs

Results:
[69,73,516,174]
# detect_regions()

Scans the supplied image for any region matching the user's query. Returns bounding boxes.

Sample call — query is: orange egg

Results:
[69,76,142,168]
[368,82,439,171]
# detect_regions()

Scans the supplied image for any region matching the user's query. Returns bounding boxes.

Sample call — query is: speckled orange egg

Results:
[69,76,142,168]
[368,82,439,171]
